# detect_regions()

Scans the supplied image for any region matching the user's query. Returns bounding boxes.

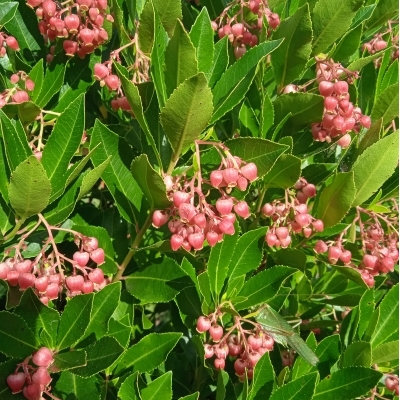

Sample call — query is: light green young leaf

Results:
[269,372,318,400]
[371,340,399,364]
[206,36,229,87]
[141,371,172,400]
[370,83,399,125]
[152,0,182,37]
[341,341,371,368]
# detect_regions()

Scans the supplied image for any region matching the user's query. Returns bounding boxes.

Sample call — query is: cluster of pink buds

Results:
[315,220,398,287]
[0,72,35,108]
[311,59,371,147]
[197,314,275,380]
[7,347,55,400]
[362,33,388,54]
[263,179,323,248]
[0,32,19,57]
[212,0,280,59]
[27,0,113,61]
[0,235,107,304]
[385,375,399,395]
[153,144,258,252]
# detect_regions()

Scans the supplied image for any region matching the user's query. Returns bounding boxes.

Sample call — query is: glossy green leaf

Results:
[189,7,214,74]
[178,394,199,400]
[0,2,18,26]
[357,288,374,338]
[239,98,259,137]
[260,91,274,138]
[0,311,38,358]
[72,336,124,377]
[164,20,198,97]
[56,293,94,351]
[206,37,228,89]
[351,131,399,206]
[333,25,362,61]
[225,138,289,178]
[90,120,142,222]
[153,0,182,37]
[315,172,356,228]
[365,0,397,31]
[0,109,31,173]
[341,341,371,368]
[249,352,275,400]
[53,351,87,371]
[138,0,155,55]
[108,317,131,349]
[41,94,85,202]
[371,83,399,125]
[208,232,238,302]
[269,372,318,400]
[141,371,172,400]
[271,4,313,89]
[311,0,364,55]
[54,371,100,400]
[349,5,376,30]
[234,266,296,310]
[114,332,182,374]
[370,284,399,348]
[131,154,170,209]
[160,73,213,162]
[263,154,301,189]
[371,340,399,364]
[354,118,382,158]
[14,288,60,349]
[211,40,283,123]
[8,155,51,219]
[313,367,382,400]
[125,258,193,303]
[78,157,111,201]
[332,265,368,288]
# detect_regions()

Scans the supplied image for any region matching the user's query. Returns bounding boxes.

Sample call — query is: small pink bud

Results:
[234,201,251,219]
[218,218,235,235]
[7,372,26,393]
[79,28,95,45]
[90,248,105,265]
[5,36,20,50]
[204,344,214,358]
[324,96,338,111]
[173,191,190,207]
[15,260,33,273]
[93,63,109,80]
[63,40,78,56]
[275,227,289,240]
[64,14,80,33]
[194,213,207,229]
[42,0,56,16]
[35,276,49,292]
[337,133,351,148]
[25,79,35,91]
[295,213,310,227]
[188,232,205,250]
[240,163,258,182]
[319,81,334,97]
[196,316,211,333]
[216,198,234,215]
[18,273,36,290]
[222,168,239,187]
[23,383,42,400]
[333,81,348,95]
[32,347,54,367]
[0,262,10,279]
[234,359,247,375]
[45,282,60,300]
[10,74,19,84]
[267,13,280,29]
[66,275,84,292]
[339,250,352,264]
[328,246,342,264]
[170,234,184,251]
[88,268,104,284]
[262,203,274,216]
[209,324,223,342]
[211,21,218,32]
[231,23,244,37]
[363,254,379,271]
[373,40,387,51]
[7,270,19,286]
[265,232,277,246]
[179,203,197,224]
[248,334,262,351]
[359,115,371,129]
[210,170,224,187]
[380,256,394,273]
[214,358,225,369]
[302,184,316,198]
[32,366,52,386]
[12,90,29,103]
[312,219,324,232]
[73,251,90,267]
[236,176,248,191]
[152,210,169,228]
[83,236,99,252]
[280,236,292,248]
[206,231,219,247]
[104,74,120,91]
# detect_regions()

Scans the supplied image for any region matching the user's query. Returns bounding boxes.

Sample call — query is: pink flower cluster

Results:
[153,153,258,252]
[197,315,275,379]
[312,59,371,147]
[212,0,280,59]
[0,236,106,304]
[0,72,35,108]
[7,347,54,400]
[0,32,19,57]
[26,0,112,60]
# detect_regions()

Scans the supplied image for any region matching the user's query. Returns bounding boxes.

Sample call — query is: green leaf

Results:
[315,172,356,229]
[311,0,364,55]
[341,341,371,368]
[114,332,182,374]
[370,284,399,348]
[358,288,374,338]
[269,372,318,400]
[138,0,155,55]
[371,83,399,125]
[260,91,274,138]
[354,118,382,158]
[227,227,268,282]
[8,155,52,219]
[164,20,198,97]
[365,0,397,31]
[216,369,230,400]
[349,5,376,30]
[263,154,301,189]
[14,288,60,349]
[78,157,111,201]
[151,13,169,109]
[313,367,382,400]
[82,282,121,340]
[347,50,386,72]
[249,352,275,400]
[239,98,259,137]
[178,394,199,400]
[41,94,85,202]
[29,59,44,104]
[72,336,124,377]
[225,138,289,178]
[108,317,131,349]
[189,8,214,74]
[141,371,172,400]
[125,258,193,303]
[211,40,283,123]
[152,0,182,37]
[131,154,170,209]
[0,311,38,358]
[208,232,238,302]
[53,351,87,371]
[197,271,212,313]
[0,2,18,26]
[90,120,142,222]
[54,371,100,400]
[351,131,399,206]
[331,265,368,289]
[371,340,399,364]
[271,4,313,89]
[333,24,362,61]
[273,93,324,134]
[0,109,31,173]
[160,73,213,163]
[207,37,229,88]
[302,163,336,185]
[118,372,140,400]
[234,266,296,310]
[56,293,94,351]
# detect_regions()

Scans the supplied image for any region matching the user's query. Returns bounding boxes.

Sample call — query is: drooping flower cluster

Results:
[152,142,258,252]
[212,0,280,59]
[0,71,35,108]
[7,347,55,400]
[0,217,107,304]
[26,0,113,60]
[385,375,399,396]
[311,58,371,147]
[314,202,399,287]
[263,178,324,248]
[0,31,19,57]
[196,307,275,379]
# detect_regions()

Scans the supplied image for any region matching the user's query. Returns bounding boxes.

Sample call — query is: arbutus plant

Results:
[0,0,398,399]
